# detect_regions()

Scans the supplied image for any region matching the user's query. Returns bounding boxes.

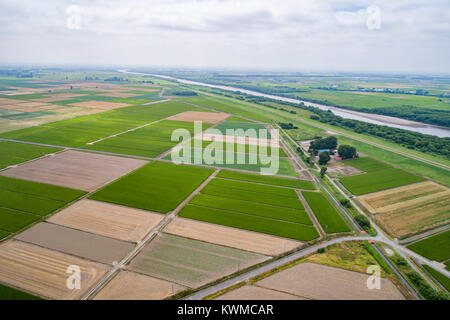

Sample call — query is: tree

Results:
[338,145,358,159]
[355,214,371,230]
[318,151,330,165]
[320,167,327,178]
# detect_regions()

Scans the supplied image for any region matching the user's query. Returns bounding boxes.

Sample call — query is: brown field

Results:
[0,150,147,191]
[358,182,450,237]
[32,94,87,103]
[93,271,185,300]
[167,111,229,124]
[69,100,131,110]
[358,181,448,213]
[0,98,26,105]
[374,193,450,237]
[216,285,305,300]
[164,218,303,256]
[257,262,404,300]
[201,133,277,147]
[48,199,164,242]
[0,240,108,300]
[16,222,134,265]
[99,92,140,98]
[17,101,49,107]
[327,163,363,177]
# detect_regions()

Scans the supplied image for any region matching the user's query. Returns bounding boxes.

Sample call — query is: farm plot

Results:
[0,140,60,169]
[86,120,213,158]
[189,139,288,157]
[0,101,195,147]
[339,158,425,195]
[129,233,269,288]
[167,111,229,124]
[0,240,108,300]
[179,205,318,242]
[48,199,164,242]
[164,218,303,256]
[256,262,404,300]
[302,191,350,233]
[217,169,315,189]
[210,121,270,137]
[93,271,185,300]
[215,285,305,300]
[422,265,450,292]
[89,161,214,213]
[166,150,297,176]
[358,182,450,237]
[407,231,450,263]
[0,176,86,238]
[0,283,42,300]
[16,222,134,265]
[201,178,305,209]
[0,150,147,191]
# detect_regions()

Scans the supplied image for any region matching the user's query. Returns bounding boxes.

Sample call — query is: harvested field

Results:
[257,262,404,300]
[0,240,108,300]
[16,222,134,264]
[216,285,305,300]
[48,199,163,242]
[0,150,147,191]
[69,100,131,109]
[167,111,229,124]
[371,193,449,237]
[93,271,185,300]
[358,181,448,213]
[164,218,303,256]
[129,233,269,288]
[327,163,363,177]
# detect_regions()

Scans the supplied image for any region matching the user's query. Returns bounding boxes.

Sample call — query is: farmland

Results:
[422,265,450,292]
[0,283,42,300]
[164,218,303,256]
[0,141,60,169]
[216,169,315,189]
[129,233,268,288]
[358,182,450,237]
[406,231,450,263]
[339,158,425,195]
[0,176,86,239]
[89,161,214,213]
[0,150,147,191]
[302,191,350,233]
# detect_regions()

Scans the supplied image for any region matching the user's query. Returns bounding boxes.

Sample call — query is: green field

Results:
[216,169,315,189]
[339,157,425,195]
[202,180,303,209]
[179,205,318,241]
[302,191,350,233]
[0,284,42,300]
[208,177,300,197]
[407,231,450,262]
[89,161,214,213]
[341,157,392,172]
[0,176,86,237]
[0,101,197,148]
[190,194,311,225]
[0,141,60,169]
[86,120,213,158]
[209,121,270,138]
[422,265,450,292]
[183,96,270,122]
[166,148,297,176]
[188,139,288,157]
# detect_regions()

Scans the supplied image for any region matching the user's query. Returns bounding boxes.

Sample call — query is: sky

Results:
[0,0,449,73]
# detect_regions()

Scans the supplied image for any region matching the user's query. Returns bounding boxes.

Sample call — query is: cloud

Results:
[0,0,448,73]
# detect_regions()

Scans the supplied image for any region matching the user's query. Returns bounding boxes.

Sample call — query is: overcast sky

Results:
[0,0,449,73]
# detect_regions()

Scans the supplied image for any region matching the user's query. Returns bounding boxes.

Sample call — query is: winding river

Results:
[119,70,450,138]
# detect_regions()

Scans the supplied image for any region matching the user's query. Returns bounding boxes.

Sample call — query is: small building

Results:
[335,156,342,161]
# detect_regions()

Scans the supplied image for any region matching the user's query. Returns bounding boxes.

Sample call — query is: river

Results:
[119,70,450,138]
